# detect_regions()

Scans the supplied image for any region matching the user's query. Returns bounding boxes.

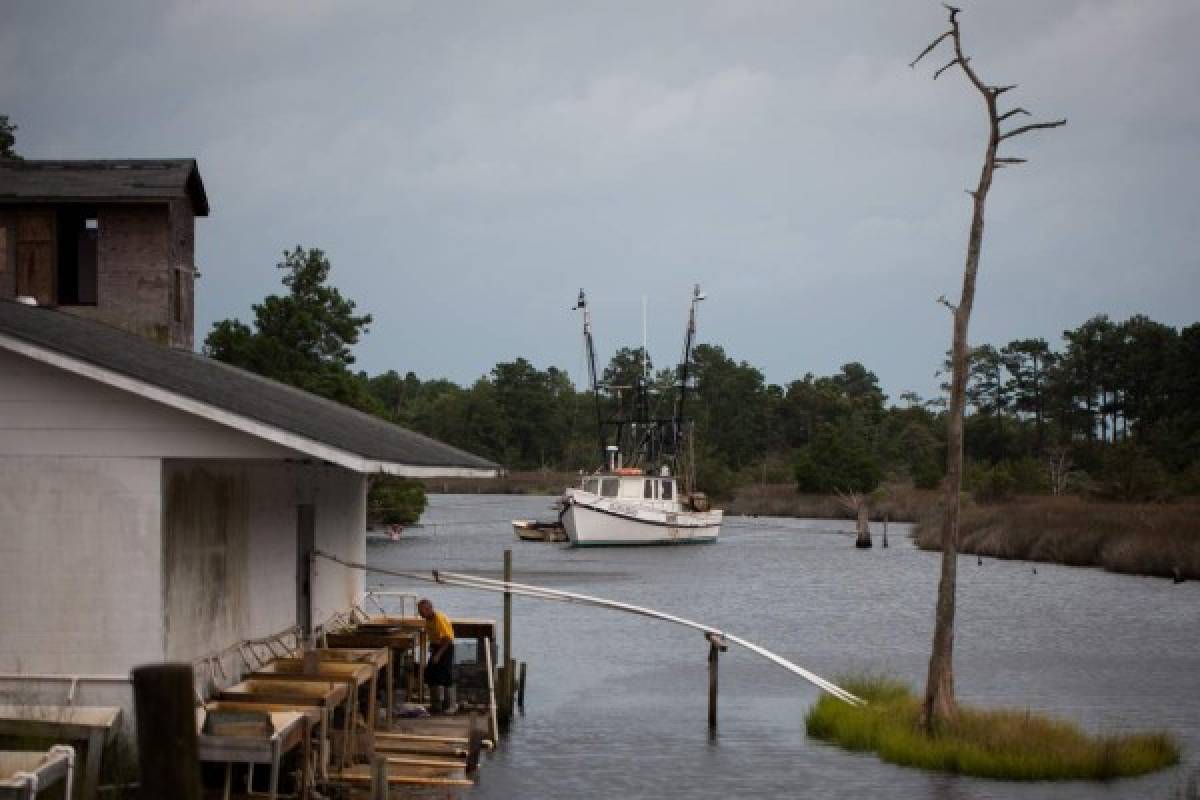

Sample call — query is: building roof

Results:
[0,300,498,476]
[0,159,209,216]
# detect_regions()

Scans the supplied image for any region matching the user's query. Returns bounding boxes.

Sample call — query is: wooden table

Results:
[0,747,74,800]
[196,708,310,800]
[364,617,498,698]
[216,680,347,779]
[306,648,391,728]
[325,630,420,704]
[0,706,119,800]
[248,661,376,767]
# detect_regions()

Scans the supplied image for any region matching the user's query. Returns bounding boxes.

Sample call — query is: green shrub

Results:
[694,450,737,500]
[964,461,1016,503]
[794,419,882,494]
[368,477,428,526]
[806,677,1180,781]
[1094,443,1171,501]
[1007,456,1050,494]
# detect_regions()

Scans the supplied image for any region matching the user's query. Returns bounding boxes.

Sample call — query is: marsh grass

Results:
[913,496,1200,579]
[726,484,938,522]
[806,677,1180,781]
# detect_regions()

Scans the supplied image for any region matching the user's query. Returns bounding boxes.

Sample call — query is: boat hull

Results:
[512,519,568,542]
[562,499,721,546]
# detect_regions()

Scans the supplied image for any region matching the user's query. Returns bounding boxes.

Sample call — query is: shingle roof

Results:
[0,159,209,216]
[0,300,498,474]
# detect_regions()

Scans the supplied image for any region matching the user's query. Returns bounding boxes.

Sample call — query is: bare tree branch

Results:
[910,30,953,68]
[998,108,1030,122]
[991,84,1018,96]
[1000,119,1068,141]
[995,157,1027,164]
[934,57,967,80]
[936,294,958,313]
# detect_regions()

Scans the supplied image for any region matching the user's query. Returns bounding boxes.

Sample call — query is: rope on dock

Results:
[313,550,865,707]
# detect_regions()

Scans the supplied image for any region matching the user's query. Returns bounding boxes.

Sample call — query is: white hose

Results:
[311,550,865,706]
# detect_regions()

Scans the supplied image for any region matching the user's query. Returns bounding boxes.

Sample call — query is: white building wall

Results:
[162,460,366,661]
[0,347,368,715]
[0,456,162,675]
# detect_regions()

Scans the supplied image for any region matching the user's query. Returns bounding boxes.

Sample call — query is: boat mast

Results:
[673,284,705,485]
[574,289,606,467]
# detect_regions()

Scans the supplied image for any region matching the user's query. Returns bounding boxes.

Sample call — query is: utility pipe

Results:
[435,571,864,707]
[310,551,862,706]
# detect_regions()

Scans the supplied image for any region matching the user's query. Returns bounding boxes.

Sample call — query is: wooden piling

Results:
[705,633,727,730]
[370,754,388,800]
[517,661,527,713]
[132,663,202,800]
[882,513,889,548]
[483,636,499,744]
[501,549,513,724]
[508,659,517,717]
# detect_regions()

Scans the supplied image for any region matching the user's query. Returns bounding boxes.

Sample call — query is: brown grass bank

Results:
[726,483,939,523]
[914,496,1200,580]
[422,470,576,495]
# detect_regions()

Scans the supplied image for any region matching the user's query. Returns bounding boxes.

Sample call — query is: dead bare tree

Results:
[835,489,872,548]
[911,4,1065,729]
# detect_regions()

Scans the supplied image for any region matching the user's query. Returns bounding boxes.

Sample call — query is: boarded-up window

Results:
[15,211,54,305]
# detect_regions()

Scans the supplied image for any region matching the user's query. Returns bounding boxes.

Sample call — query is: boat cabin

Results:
[581,473,676,502]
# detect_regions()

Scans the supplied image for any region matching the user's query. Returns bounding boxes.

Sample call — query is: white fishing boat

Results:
[562,469,721,546]
[559,286,723,547]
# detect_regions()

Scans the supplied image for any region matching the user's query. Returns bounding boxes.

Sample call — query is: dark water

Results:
[367,494,1200,799]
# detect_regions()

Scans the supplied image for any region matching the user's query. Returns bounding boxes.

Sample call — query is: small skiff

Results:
[512,519,568,542]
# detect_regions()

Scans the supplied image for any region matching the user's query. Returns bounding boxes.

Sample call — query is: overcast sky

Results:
[4,0,1197,400]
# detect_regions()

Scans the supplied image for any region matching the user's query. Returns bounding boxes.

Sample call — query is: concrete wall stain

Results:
[163,464,248,660]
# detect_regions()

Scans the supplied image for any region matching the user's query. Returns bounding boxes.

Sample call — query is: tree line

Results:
[206,247,1200,501]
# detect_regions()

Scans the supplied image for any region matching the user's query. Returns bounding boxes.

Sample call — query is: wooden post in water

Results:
[517,661,527,713]
[132,663,202,800]
[500,548,513,726]
[883,513,889,548]
[705,633,728,730]
[370,754,388,800]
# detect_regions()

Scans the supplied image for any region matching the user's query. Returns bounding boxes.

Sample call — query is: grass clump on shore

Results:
[806,677,1180,781]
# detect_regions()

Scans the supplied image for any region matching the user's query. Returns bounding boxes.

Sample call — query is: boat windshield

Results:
[600,478,619,497]
[661,480,673,500]
[583,478,600,494]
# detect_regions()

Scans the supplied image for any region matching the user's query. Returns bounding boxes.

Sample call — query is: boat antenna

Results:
[642,295,648,384]
[574,289,605,467]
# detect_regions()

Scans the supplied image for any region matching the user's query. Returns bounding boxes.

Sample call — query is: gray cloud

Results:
[3,0,1197,399]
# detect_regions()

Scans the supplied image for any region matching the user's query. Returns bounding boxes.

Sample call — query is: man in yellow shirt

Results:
[417,598,457,713]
